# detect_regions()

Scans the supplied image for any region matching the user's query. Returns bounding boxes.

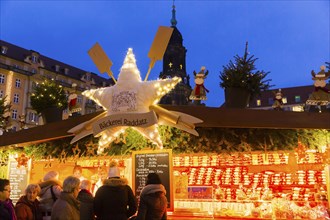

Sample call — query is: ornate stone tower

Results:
[159,4,192,105]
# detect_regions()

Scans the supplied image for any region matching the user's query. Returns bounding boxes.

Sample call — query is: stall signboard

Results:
[132,149,173,210]
[7,157,30,204]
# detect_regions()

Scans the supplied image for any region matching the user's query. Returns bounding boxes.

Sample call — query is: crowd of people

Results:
[0,162,168,220]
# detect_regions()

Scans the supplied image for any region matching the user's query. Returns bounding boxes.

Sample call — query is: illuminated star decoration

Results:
[86,141,97,157]
[69,48,202,154]
[44,155,52,168]
[59,149,67,163]
[72,144,81,161]
[15,153,29,168]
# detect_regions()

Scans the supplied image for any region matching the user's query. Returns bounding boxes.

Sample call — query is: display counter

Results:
[172,151,330,219]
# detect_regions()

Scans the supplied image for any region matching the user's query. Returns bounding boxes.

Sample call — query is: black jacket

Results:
[94,177,137,220]
[77,189,95,220]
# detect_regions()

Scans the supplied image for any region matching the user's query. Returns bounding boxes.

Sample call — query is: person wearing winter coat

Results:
[77,179,95,220]
[51,176,80,220]
[136,173,167,220]
[38,171,62,220]
[0,178,17,220]
[15,184,42,220]
[94,161,137,220]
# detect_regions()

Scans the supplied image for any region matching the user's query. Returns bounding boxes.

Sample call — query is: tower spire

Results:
[171,0,177,27]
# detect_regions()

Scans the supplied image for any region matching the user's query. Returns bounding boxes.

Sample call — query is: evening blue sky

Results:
[1,0,329,107]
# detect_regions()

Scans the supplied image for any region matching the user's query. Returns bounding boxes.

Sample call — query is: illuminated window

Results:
[282,97,288,104]
[15,79,21,88]
[256,99,261,106]
[292,105,304,112]
[12,109,18,119]
[0,74,5,84]
[295,96,301,102]
[13,94,19,103]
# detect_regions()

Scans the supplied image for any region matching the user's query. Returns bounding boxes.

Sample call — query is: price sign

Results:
[8,159,30,204]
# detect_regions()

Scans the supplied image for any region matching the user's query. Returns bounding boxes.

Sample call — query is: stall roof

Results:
[0,106,329,147]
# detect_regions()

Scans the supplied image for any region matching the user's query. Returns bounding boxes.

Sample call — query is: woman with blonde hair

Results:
[15,184,42,220]
[51,176,80,220]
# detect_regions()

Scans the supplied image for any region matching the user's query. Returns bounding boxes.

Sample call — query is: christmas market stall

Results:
[0,106,329,219]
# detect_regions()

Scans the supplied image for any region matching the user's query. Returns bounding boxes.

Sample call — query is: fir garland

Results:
[0,127,328,160]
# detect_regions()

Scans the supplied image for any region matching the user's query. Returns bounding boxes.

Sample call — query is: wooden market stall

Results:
[1,106,330,219]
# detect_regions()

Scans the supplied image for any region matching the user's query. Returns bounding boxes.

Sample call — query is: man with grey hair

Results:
[51,176,80,220]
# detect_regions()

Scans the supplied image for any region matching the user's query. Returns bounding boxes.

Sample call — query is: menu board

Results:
[8,159,30,204]
[132,149,173,210]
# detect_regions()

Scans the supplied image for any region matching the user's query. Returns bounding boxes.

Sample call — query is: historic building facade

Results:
[0,40,112,131]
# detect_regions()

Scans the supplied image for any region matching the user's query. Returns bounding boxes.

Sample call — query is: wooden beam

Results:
[0,107,329,147]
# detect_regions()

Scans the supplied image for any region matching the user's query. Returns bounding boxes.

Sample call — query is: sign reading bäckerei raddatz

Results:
[92,111,158,135]
[132,149,173,210]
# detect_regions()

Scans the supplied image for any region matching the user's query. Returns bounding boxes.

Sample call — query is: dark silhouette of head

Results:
[146,173,162,185]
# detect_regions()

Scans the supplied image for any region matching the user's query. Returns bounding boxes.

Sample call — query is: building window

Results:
[1,46,8,54]
[0,74,5,84]
[28,112,38,123]
[292,105,304,112]
[282,97,288,104]
[55,65,60,72]
[15,79,21,88]
[31,68,37,74]
[14,64,21,69]
[0,90,3,98]
[12,109,18,119]
[268,98,274,105]
[295,96,301,103]
[31,55,38,63]
[256,99,261,106]
[77,95,82,103]
[13,94,19,103]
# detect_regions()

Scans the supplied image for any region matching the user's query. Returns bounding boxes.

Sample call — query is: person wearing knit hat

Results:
[43,171,59,182]
[94,160,137,220]
[108,164,121,178]
[38,171,62,220]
